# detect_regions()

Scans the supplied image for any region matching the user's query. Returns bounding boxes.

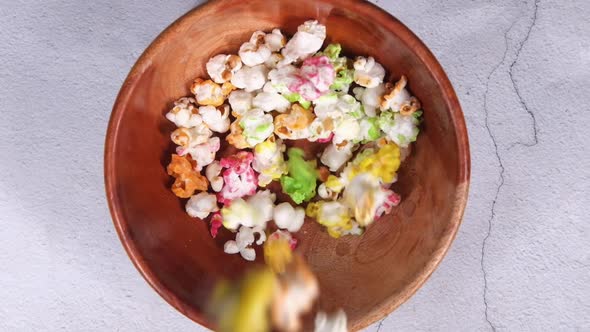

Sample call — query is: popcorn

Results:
[210,212,223,238]
[380,75,422,115]
[271,255,319,332]
[223,225,266,261]
[320,140,355,172]
[268,65,299,94]
[252,135,288,187]
[206,54,243,84]
[378,111,421,148]
[341,142,401,185]
[314,310,348,332]
[264,230,295,274]
[177,136,220,171]
[375,189,401,219]
[198,104,230,133]
[318,175,345,200]
[281,20,326,65]
[252,91,291,113]
[288,56,335,101]
[231,64,269,92]
[308,117,334,142]
[218,151,258,204]
[226,118,251,149]
[166,154,209,198]
[165,97,202,128]
[353,84,386,117]
[358,117,382,142]
[171,123,212,149]
[239,108,275,146]
[274,104,315,140]
[264,52,284,69]
[209,268,276,332]
[239,31,272,67]
[228,90,253,117]
[353,56,385,88]
[273,202,306,232]
[191,78,230,106]
[221,190,276,230]
[280,148,318,204]
[205,160,224,192]
[265,29,286,52]
[332,114,361,145]
[306,200,352,238]
[299,56,335,93]
[342,173,390,226]
[185,192,219,219]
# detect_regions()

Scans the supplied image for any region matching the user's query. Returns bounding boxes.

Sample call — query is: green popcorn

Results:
[283,92,311,109]
[280,148,318,204]
[378,111,421,148]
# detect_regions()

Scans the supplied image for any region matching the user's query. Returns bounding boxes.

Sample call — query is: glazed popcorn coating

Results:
[185,192,219,219]
[164,20,424,262]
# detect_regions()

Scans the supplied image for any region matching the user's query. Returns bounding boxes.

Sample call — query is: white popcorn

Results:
[308,117,334,142]
[273,202,306,232]
[221,190,276,230]
[265,52,284,69]
[239,31,272,67]
[181,136,220,171]
[314,310,348,332]
[343,173,389,226]
[185,192,219,219]
[320,141,355,172]
[223,225,266,261]
[265,29,286,52]
[252,91,291,113]
[231,64,269,92]
[353,84,385,117]
[228,90,253,117]
[171,122,212,149]
[281,20,326,65]
[268,65,298,93]
[332,115,361,145]
[318,183,337,200]
[165,97,202,128]
[380,75,412,111]
[313,93,339,119]
[205,160,224,192]
[198,105,230,133]
[206,54,242,84]
[353,56,385,88]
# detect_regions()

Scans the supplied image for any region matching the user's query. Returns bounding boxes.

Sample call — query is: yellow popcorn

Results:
[252,135,288,187]
[343,142,401,184]
[306,201,353,238]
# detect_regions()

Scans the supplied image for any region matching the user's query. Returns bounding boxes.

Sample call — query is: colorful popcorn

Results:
[165,20,424,262]
[280,148,318,204]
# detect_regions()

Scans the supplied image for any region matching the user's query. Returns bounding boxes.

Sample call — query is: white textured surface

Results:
[0,0,588,331]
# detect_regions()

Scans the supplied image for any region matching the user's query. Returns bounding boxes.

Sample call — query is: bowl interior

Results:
[105,0,469,330]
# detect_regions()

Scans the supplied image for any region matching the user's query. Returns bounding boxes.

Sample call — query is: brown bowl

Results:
[105,0,470,330]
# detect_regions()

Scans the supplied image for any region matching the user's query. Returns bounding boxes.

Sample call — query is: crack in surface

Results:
[509,0,540,149]
[375,318,384,332]
[481,14,519,332]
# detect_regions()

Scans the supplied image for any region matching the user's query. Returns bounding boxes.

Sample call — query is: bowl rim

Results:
[104,0,471,330]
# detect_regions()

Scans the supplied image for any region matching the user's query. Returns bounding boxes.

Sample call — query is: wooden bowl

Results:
[104,0,470,330]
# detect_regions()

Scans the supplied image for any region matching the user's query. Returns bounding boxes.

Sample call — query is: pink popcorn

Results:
[210,212,223,238]
[300,56,335,92]
[375,190,401,219]
[288,56,335,101]
[217,151,258,204]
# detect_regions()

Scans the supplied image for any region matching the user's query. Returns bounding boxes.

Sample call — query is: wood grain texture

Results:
[104,0,470,330]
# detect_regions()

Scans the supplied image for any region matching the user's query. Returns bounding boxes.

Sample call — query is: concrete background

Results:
[0,0,588,331]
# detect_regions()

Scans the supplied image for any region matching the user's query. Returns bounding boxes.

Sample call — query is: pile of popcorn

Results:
[165,20,422,262]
